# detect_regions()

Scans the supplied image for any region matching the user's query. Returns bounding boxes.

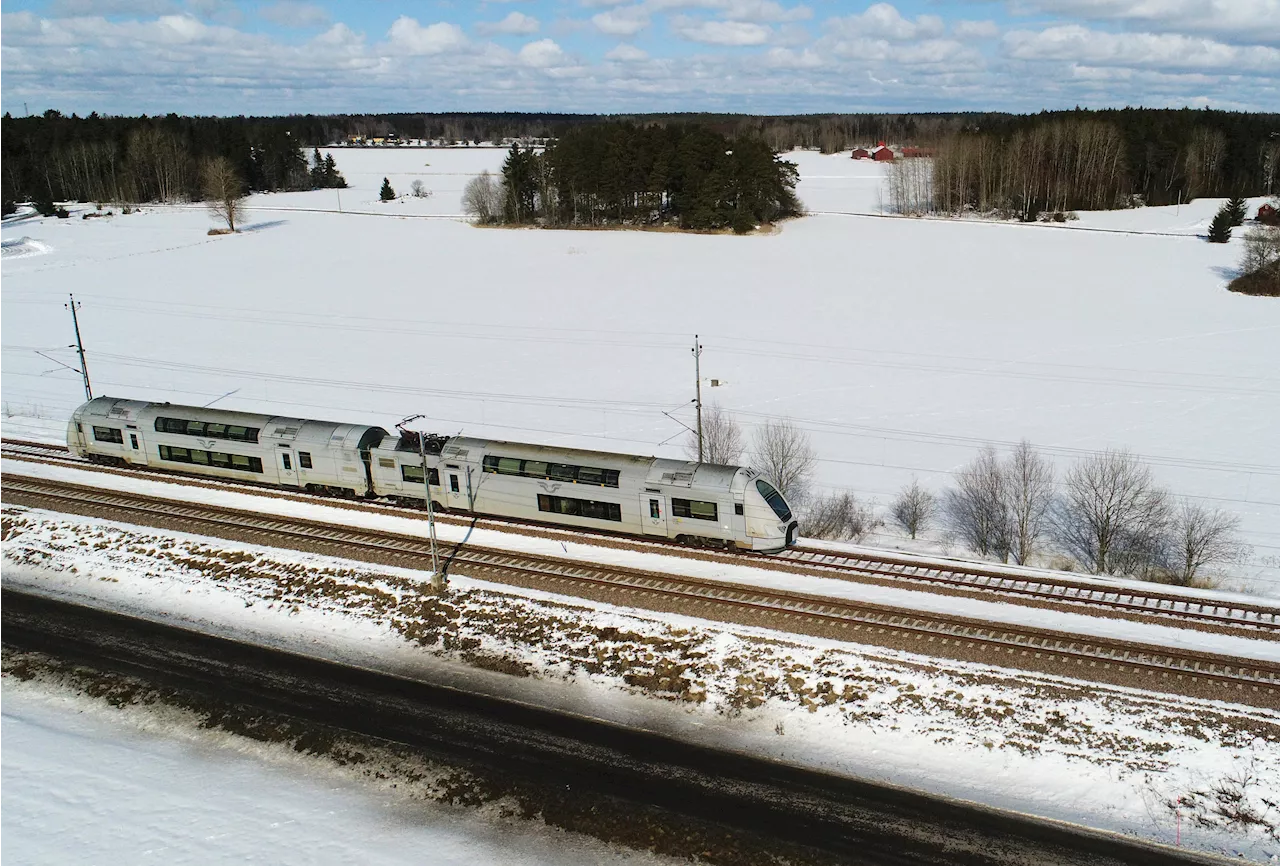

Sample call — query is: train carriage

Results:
[68,397,387,497]
[69,397,799,551]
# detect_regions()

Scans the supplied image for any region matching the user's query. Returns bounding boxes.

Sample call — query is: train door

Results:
[640,493,667,537]
[278,448,300,488]
[445,465,467,510]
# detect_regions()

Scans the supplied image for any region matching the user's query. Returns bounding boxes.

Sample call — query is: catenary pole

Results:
[693,335,703,463]
[67,294,92,400]
[420,433,443,590]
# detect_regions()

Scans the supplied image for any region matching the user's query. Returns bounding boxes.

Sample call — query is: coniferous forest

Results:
[497,124,802,231]
[3,108,1277,218]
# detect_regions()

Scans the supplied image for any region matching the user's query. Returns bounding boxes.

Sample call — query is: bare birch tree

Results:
[750,419,816,504]
[202,156,245,233]
[891,478,936,539]
[943,447,1009,559]
[462,170,503,224]
[1003,441,1055,565]
[684,403,744,465]
[1053,449,1170,575]
[1164,500,1248,585]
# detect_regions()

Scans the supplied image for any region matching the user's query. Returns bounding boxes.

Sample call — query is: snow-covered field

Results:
[5,504,1278,862]
[3,147,1275,594]
[2,676,677,866]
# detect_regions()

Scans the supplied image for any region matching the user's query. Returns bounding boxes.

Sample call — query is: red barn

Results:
[871,141,895,161]
[850,148,871,160]
[1257,204,1279,226]
[901,146,935,158]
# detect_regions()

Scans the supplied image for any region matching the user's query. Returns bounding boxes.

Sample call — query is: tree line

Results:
[462,124,801,232]
[888,114,1280,218]
[2,111,347,212]
[694,408,1249,587]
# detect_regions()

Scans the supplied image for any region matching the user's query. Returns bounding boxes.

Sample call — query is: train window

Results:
[450,474,460,493]
[577,467,605,485]
[537,494,622,522]
[755,480,792,522]
[158,444,262,473]
[549,464,577,483]
[482,455,620,488]
[282,454,292,471]
[672,498,718,521]
[154,417,260,444]
[92,426,123,444]
[735,503,744,516]
[299,452,312,469]
[401,465,440,485]
[650,499,661,519]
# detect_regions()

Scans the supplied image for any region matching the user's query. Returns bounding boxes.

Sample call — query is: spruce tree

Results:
[323,154,346,188]
[379,177,395,202]
[1226,196,1247,226]
[1207,206,1233,243]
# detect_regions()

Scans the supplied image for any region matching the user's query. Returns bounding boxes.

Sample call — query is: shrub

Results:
[804,492,881,542]
[379,177,396,202]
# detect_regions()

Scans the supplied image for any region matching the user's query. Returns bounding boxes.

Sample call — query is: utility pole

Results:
[692,334,703,463]
[419,431,444,591]
[66,294,92,400]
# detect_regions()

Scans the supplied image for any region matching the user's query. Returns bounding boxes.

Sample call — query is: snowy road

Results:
[2,588,1222,866]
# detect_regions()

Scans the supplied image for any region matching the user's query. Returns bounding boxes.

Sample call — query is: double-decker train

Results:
[68,397,800,551]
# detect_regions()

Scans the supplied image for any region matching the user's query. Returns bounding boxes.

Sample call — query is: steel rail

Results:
[4,473,1278,707]
[5,437,1277,636]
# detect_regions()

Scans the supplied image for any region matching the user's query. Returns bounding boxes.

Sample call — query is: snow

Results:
[5,505,1278,862]
[1,677,677,866]
[10,456,1277,662]
[1,146,1277,597]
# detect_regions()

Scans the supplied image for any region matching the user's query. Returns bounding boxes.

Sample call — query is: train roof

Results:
[72,397,388,449]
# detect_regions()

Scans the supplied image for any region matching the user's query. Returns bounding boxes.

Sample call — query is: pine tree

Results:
[1226,196,1247,226]
[1207,205,1233,243]
[379,177,395,202]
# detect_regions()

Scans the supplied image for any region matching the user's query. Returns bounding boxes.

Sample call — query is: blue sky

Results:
[1,0,1276,115]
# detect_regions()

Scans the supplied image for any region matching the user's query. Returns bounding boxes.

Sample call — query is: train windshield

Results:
[755,479,792,522]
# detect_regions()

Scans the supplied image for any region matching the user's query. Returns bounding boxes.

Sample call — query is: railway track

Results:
[4,472,1279,708]
[5,437,1279,637]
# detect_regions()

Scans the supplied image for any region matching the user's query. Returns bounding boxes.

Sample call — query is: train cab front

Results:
[743,476,800,552]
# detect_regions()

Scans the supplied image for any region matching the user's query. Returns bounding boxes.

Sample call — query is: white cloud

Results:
[605,42,649,60]
[518,37,569,67]
[762,46,821,67]
[313,22,361,47]
[592,6,650,36]
[826,4,945,41]
[953,19,999,40]
[647,0,809,19]
[671,16,771,44]
[1003,25,1280,72]
[477,11,539,36]
[1012,0,1280,46]
[50,0,175,14]
[385,17,468,55]
[260,1,328,28]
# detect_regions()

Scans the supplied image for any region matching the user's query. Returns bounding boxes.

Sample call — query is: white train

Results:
[67,397,800,551]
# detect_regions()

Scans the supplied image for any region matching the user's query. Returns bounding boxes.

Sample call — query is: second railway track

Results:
[5,436,1279,637]
[3,471,1279,709]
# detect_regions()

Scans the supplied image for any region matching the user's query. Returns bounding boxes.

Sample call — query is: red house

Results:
[850,147,871,160]
[901,146,935,158]
[871,141,895,161]
[1257,204,1279,226]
